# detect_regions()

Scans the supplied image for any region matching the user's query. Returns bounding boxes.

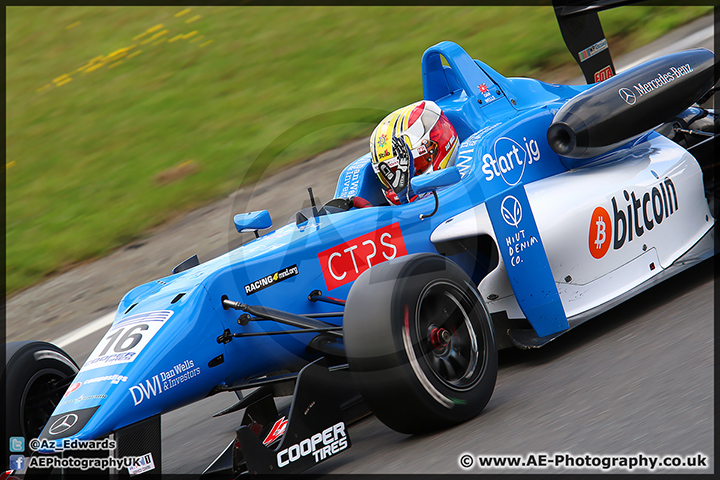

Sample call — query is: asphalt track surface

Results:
[6,14,715,475]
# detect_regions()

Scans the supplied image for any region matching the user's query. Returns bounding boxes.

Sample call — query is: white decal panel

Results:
[524,136,711,316]
[128,452,156,476]
[82,310,174,371]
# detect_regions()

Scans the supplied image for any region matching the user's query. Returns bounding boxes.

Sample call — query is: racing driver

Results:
[370,100,459,204]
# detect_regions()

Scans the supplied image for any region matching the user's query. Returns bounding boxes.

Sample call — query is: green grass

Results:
[6,5,712,295]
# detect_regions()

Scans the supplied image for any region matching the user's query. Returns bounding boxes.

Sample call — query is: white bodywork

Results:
[432,134,714,324]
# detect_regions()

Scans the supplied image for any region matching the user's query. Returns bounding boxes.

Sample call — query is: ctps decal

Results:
[318,223,407,290]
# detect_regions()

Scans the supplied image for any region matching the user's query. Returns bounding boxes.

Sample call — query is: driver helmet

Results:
[370,100,459,204]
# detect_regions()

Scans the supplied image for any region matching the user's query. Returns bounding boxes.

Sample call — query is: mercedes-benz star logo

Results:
[500,195,522,228]
[49,413,79,435]
[618,87,636,105]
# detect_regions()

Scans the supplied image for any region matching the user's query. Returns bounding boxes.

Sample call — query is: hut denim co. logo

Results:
[500,195,522,227]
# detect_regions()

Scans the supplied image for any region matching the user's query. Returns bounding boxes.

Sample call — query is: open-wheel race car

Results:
[4,1,717,477]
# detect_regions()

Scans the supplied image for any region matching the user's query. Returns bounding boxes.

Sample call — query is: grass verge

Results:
[6,5,712,295]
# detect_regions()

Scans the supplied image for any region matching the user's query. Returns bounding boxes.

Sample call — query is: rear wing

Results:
[552,0,645,83]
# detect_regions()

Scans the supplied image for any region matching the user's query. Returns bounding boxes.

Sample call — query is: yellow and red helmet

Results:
[370,100,458,194]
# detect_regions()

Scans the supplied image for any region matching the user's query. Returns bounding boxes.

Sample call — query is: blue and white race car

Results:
[4,2,717,477]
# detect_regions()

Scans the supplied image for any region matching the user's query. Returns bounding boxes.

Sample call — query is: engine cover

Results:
[547,48,716,161]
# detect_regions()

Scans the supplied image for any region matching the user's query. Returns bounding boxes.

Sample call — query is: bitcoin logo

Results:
[594,218,606,248]
[589,207,612,259]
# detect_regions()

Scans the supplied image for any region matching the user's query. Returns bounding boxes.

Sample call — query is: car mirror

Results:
[234,210,272,234]
[411,166,462,195]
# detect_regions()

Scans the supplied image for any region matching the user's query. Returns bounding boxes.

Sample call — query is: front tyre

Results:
[343,253,497,434]
[3,341,79,464]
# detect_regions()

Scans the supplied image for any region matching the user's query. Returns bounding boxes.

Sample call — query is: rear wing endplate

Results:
[552,0,645,83]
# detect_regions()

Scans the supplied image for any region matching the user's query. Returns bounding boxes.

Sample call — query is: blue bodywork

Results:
[43,41,598,446]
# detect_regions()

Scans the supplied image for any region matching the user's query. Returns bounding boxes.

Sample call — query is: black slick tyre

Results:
[343,253,497,434]
[3,341,79,465]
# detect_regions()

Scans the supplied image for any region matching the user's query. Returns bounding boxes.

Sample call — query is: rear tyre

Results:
[343,253,497,434]
[3,341,79,465]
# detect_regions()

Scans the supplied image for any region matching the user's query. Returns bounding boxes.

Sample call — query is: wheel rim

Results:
[21,370,68,439]
[414,281,485,391]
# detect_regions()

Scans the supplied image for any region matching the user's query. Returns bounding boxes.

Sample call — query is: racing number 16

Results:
[98,324,149,356]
